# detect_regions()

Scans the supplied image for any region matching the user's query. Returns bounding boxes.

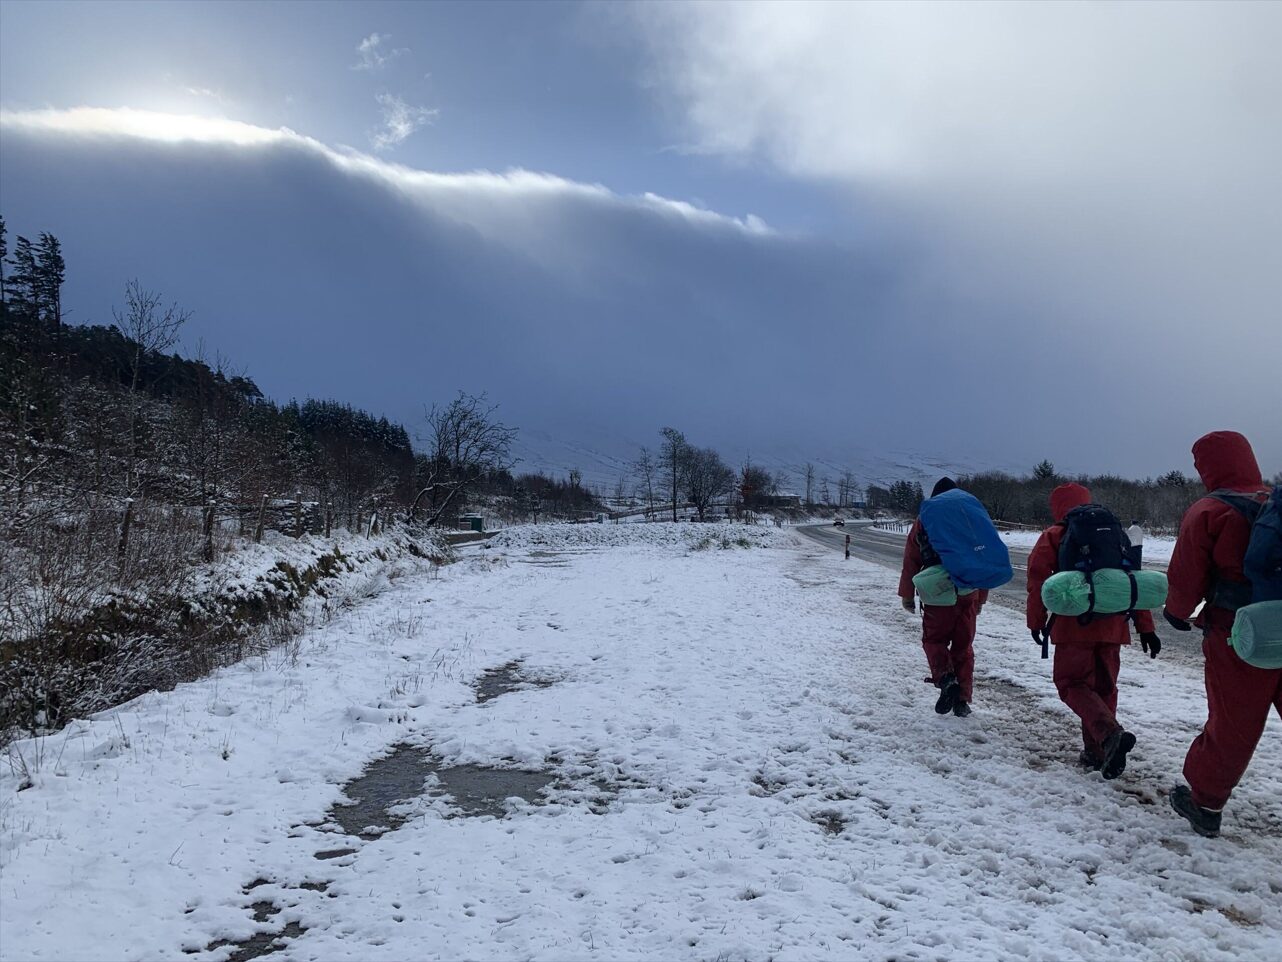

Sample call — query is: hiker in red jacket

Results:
[1026,483,1160,778]
[899,477,987,717]
[1165,431,1280,838]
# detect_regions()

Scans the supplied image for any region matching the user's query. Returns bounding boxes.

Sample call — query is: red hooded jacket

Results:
[1026,483,1155,646]
[1166,431,1268,632]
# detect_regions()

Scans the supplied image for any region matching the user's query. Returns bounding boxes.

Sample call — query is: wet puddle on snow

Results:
[516,549,572,568]
[431,761,556,817]
[328,743,556,836]
[199,662,625,960]
[203,906,306,962]
[473,660,555,704]
[319,660,558,838]
[204,926,307,962]
[328,747,439,838]
[209,748,558,960]
[189,879,331,961]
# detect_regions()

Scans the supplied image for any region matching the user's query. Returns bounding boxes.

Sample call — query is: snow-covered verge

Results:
[1,525,1278,961]
[487,520,781,552]
[0,527,450,743]
[1000,528,1177,564]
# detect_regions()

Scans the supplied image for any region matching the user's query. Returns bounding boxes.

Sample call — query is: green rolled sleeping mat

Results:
[1229,601,1282,669]
[912,564,976,607]
[1040,568,1168,617]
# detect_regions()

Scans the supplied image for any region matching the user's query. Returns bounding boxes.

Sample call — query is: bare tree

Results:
[841,469,861,507]
[658,427,689,521]
[686,446,735,521]
[804,462,815,507]
[112,280,190,495]
[739,461,774,512]
[837,469,859,508]
[631,446,658,518]
[409,392,516,525]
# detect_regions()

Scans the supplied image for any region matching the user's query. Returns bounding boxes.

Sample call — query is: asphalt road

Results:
[797,522,1192,664]
[799,522,1032,609]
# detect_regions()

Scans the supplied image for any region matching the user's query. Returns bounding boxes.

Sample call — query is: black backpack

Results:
[1055,503,1140,624]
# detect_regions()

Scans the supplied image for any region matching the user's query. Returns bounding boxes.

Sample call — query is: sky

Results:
[1,0,1278,483]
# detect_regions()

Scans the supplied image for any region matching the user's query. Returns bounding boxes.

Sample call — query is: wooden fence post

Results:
[324,501,332,538]
[255,494,268,543]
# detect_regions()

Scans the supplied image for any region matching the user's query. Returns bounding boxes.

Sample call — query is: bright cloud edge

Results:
[0,106,774,238]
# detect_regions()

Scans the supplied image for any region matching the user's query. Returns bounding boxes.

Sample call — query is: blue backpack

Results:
[918,489,1013,590]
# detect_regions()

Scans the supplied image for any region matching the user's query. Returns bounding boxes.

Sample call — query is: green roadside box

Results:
[461,514,484,533]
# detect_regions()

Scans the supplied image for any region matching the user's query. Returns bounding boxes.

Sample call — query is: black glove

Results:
[1031,627,1051,660]
[1163,608,1192,632]
[902,597,916,613]
[1139,632,1162,659]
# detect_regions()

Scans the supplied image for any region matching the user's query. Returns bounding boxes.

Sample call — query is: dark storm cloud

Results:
[0,109,1275,479]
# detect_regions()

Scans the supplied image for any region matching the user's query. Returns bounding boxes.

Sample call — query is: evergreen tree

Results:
[7,235,39,319]
[0,215,7,304]
[1033,459,1056,480]
[36,233,65,328]
[889,479,925,514]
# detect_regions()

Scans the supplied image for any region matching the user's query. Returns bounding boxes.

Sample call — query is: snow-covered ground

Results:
[1000,528,1177,565]
[2,525,1278,961]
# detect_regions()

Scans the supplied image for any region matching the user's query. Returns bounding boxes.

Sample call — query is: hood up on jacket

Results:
[1192,431,1263,493]
[1050,482,1091,523]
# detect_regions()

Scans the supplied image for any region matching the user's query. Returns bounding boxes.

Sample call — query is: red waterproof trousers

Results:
[1185,627,1282,810]
[921,595,979,702]
[1052,643,1121,759]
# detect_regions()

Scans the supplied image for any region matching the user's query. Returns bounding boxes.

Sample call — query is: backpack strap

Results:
[1209,489,1266,523]
[1075,570,1099,626]
[917,524,941,568]
[1207,489,1268,611]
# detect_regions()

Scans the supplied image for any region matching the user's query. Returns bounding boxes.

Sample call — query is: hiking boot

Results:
[1170,784,1222,838]
[1078,750,1103,771]
[934,674,960,715]
[952,700,971,718]
[1100,728,1136,780]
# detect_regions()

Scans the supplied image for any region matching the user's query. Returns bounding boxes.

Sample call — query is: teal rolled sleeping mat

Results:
[1041,568,1168,617]
[912,564,976,607]
[1229,601,1282,669]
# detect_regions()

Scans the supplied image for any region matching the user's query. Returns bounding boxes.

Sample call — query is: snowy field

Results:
[1000,528,1177,565]
[2,524,1279,961]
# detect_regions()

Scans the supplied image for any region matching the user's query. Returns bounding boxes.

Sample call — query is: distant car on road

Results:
[833,519,845,527]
